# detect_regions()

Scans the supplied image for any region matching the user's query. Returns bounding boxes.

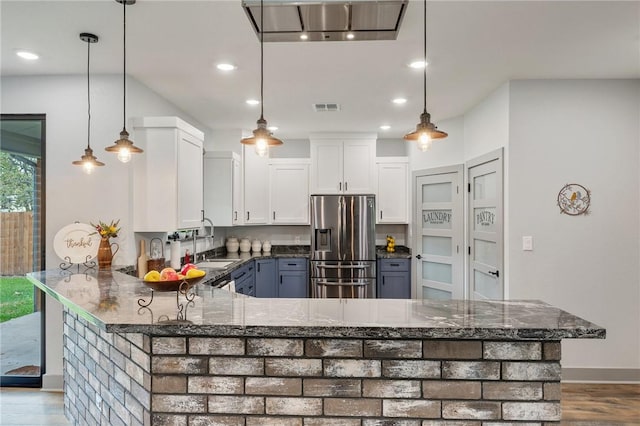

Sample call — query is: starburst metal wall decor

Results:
[557,183,591,216]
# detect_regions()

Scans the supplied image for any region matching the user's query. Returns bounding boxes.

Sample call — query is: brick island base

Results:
[64,310,563,425]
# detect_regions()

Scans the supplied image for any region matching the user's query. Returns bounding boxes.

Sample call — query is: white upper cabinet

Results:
[132,117,204,231]
[377,157,409,224]
[243,145,269,224]
[204,151,242,227]
[310,134,376,194]
[269,159,310,225]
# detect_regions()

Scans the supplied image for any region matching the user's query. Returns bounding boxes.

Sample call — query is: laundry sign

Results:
[423,210,452,229]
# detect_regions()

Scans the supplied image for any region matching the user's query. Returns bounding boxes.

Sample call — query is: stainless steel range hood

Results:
[242,0,408,42]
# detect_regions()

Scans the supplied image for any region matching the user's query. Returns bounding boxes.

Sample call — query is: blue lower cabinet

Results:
[277,258,309,298]
[377,258,411,299]
[231,261,255,297]
[255,259,277,298]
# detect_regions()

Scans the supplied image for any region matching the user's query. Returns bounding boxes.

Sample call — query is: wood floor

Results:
[0,383,638,425]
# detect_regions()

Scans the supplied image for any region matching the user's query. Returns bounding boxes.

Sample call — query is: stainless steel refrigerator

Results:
[310,194,376,298]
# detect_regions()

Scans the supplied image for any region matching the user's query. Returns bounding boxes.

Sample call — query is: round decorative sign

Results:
[557,183,591,216]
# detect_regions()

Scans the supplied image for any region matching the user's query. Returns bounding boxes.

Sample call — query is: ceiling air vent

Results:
[313,103,341,112]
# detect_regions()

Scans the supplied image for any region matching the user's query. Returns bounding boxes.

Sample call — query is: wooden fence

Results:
[0,212,34,275]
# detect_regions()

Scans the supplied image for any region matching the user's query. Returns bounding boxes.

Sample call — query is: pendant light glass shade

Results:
[404,0,447,151]
[106,0,143,162]
[241,0,283,157]
[241,117,283,157]
[73,33,104,174]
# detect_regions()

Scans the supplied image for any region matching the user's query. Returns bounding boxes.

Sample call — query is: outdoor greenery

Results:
[0,276,34,323]
[0,152,36,212]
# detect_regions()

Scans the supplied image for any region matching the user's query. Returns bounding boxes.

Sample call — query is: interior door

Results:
[413,166,463,300]
[467,149,504,300]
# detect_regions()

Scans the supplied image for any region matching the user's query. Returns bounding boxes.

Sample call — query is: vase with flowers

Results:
[92,219,121,270]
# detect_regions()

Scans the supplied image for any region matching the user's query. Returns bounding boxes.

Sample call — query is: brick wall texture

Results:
[63,310,563,425]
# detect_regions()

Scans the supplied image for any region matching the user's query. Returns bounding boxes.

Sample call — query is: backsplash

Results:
[215,224,407,247]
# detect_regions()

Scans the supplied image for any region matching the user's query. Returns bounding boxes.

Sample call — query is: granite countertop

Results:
[193,245,411,284]
[28,268,605,341]
[376,245,412,259]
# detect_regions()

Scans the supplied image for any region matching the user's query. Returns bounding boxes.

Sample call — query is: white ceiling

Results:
[2,1,639,140]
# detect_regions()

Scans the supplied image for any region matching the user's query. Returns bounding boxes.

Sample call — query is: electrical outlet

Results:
[522,236,533,251]
[294,236,301,244]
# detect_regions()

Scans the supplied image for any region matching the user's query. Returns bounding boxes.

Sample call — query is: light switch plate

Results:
[522,236,533,251]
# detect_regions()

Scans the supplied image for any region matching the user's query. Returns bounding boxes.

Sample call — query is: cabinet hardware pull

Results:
[201,209,204,221]
[390,263,399,267]
[273,211,276,220]
[247,212,250,221]
[345,182,348,191]
[257,263,261,272]
[339,182,342,191]
[234,211,237,221]
[382,276,385,285]
[280,276,283,284]
[415,254,422,259]
[380,211,383,219]
[488,270,500,278]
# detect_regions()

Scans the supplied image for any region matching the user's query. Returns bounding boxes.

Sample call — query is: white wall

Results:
[407,79,640,378]
[1,74,212,389]
[463,82,510,161]
[507,79,640,374]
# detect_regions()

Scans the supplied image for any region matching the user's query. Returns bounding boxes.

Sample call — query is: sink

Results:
[197,260,235,269]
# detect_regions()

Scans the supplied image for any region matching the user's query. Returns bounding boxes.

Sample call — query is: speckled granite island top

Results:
[28,269,604,341]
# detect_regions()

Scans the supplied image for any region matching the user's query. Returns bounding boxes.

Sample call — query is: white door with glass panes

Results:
[467,149,503,300]
[414,166,464,300]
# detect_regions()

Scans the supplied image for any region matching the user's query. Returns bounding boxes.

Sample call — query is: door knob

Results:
[488,270,500,278]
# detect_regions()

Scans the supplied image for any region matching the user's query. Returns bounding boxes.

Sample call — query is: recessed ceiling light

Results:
[380,125,391,130]
[267,126,278,131]
[217,63,236,71]
[246,99,260,105]
[346,33,355,40]
[409,60,428,69]
[16,50,38,60]
[392,98,407,105]
[300,34,308,40]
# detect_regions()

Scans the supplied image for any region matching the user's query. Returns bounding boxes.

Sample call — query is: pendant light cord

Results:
[123,0,127,129]
[87,38,92,149]
[260,0,264,120]
[422,0,427,114]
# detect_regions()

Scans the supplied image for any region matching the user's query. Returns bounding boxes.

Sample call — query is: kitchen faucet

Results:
[193,217,215,263]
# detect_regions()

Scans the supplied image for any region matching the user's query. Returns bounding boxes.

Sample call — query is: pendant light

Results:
[73,33,105,174]
[240,0,283,157]
[105,0,143,163]
[404,0,447,151]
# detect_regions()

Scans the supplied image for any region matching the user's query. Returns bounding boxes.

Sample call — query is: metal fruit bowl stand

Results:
[137,274,206,322]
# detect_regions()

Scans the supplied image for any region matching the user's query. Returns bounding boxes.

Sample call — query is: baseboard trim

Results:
[562,367,640,383]
[41,373,63,391]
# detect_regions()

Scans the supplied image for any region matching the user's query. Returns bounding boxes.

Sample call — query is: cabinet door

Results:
[177,130,204,229]
[378,272,411,299]
[255,259,277,298]
[278,271,308,298]
[204,156,232,227]
[243,145,269,224]
[310,140,343,194]
[377,161,409,224]
[343,140,375,194]
[232,158,243,225]
[270,162,310,224]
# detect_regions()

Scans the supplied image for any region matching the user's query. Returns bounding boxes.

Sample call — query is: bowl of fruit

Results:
[142,264,206,292]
